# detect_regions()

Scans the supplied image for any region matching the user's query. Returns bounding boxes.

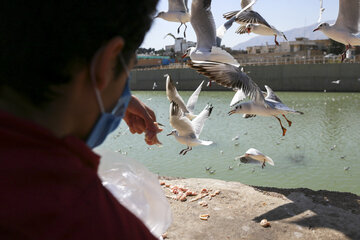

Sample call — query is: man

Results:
[0,1,162,239]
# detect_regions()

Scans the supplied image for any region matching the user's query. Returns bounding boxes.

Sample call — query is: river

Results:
[99,91,360,195]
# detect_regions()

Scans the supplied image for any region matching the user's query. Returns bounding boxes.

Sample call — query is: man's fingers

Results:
[144,105,156,122]
[127,96,158,130]
[132,116,146,134]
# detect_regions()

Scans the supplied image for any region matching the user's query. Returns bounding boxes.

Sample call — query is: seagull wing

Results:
[192,104,213,137]
[188,61,265,104]
[246,148,274,165]
[235,25,247,34]
[169,0,188,12]
[191,0,217,51]
[184,0,189,12]
[235,10,272,29]
[334,0,360,34]
[223,10,241,20]
[265,100,299,114]
[264,85,282,103]
[166,74,189,114]
[245,148,263,157]
[222,0,256,20]
[170,102,196,137]
[186,80,204,113]
[216,17,236,46]
[230,89,247,106]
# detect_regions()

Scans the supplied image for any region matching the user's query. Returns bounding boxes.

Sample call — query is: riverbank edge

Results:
[131,63,360,92]
[159,177,360,240]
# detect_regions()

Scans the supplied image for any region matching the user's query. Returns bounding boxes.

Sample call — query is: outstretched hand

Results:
[123,95,162,145]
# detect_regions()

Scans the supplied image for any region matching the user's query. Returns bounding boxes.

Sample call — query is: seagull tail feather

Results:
[200,140,213,146]
[265,156,274,166]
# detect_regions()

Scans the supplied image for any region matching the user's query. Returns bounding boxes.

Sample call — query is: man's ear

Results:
[91,37,125,91]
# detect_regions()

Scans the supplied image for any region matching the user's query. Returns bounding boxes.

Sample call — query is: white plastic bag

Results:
[95,148,172,238]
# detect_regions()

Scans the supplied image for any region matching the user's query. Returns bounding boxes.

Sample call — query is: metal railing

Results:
[238,55,360,66]
[133,55,360,71]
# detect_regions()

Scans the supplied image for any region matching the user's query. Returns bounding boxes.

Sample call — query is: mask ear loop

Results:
[118,53,130,78]
[90,51,106,114]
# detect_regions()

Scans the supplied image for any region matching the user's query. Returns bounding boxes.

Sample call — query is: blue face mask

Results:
[86,55,132,148]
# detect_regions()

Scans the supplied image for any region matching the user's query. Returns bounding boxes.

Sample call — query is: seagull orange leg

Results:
[282,114,292,127]
[275,116,287,136]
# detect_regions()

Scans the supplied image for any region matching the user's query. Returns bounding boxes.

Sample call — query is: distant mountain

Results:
[232,21,335,50]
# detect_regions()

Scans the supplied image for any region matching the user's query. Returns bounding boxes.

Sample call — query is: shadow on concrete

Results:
[251,186,360,240]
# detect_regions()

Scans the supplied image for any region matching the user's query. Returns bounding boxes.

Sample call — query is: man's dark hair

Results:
[0,1,158,105]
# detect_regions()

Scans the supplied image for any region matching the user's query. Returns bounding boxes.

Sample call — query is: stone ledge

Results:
[160,178,360,240]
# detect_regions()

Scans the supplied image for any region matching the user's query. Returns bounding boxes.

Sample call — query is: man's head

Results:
[0,1,158,105]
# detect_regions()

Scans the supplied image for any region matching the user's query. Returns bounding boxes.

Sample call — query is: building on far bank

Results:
[165,37,196,53]
[246,38,331,56]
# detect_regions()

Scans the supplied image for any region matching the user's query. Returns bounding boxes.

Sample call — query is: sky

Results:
[140,0,339,50]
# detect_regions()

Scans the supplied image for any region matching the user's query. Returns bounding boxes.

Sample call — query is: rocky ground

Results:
[159,177,360,240]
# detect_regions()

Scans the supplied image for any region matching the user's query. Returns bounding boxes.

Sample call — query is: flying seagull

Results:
[228,84,304,136]
[237,148,274,168]
[223,0,287,46]
[155,0,191,38]
[241,23,288,46]
[165,74,204,120]
[313,0,360,62]
[189,61,303,136]
[216,0,257,46]
[167,101,213,155]
[182,0,240,67]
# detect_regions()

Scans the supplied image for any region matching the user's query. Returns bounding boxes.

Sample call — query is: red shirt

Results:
[0,110,157,240]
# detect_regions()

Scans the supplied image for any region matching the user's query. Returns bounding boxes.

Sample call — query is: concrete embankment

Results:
[160,177,360,240]
[130,63,360,92]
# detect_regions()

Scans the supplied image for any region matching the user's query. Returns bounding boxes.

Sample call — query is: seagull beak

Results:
[181,53,188,58]
[247,28,251,34]
[166,132,172,136]
[228,109,236,116]
[313,27,319,32]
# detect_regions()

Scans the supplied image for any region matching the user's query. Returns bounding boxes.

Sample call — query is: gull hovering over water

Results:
[167,101,214,155]
[182,0,240,67]
[237,148,274,168]
[313,0,360,62]
[229,84,304,136]
[165,74,204,120]
[155,0,190,37]
[189,61,303,136]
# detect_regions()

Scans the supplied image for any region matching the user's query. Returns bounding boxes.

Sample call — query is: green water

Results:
[99,91,360,195]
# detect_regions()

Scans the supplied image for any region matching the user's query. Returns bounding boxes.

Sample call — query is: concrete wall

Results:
[130,63,360,92]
